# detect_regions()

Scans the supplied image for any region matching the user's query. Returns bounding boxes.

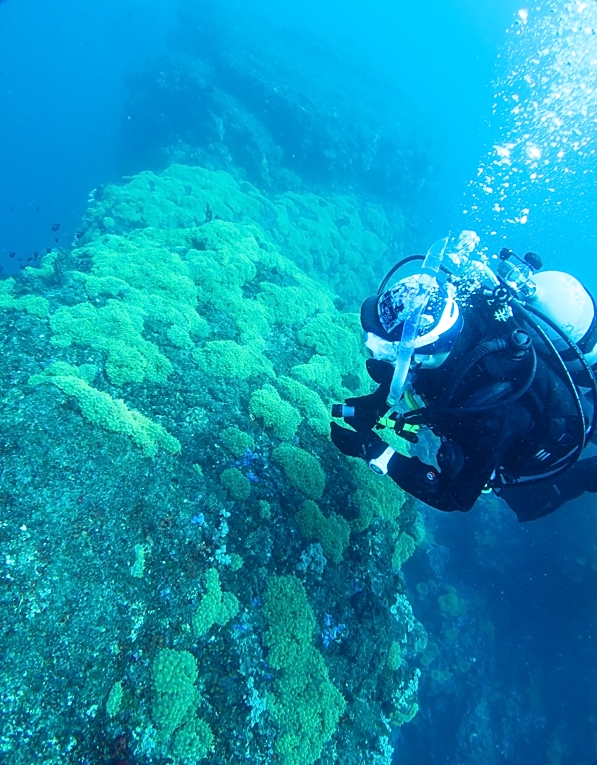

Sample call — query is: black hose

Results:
[377,254,453,296]
[440,345,537,414]
[436,336,509,411]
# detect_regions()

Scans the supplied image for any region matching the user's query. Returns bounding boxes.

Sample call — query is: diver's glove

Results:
[330,422,387,462]
[334,384,391,432]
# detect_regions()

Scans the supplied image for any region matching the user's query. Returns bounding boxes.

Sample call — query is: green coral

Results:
[262,576,316,668]
[297,314,361,375]
[291,354,346,399]
[228,553,243,572]
[0,277,49,318]
[186,221,259,296]
[420,641,440,669]
[172,718,214,762]
[277,376,329,436]
[82,164,395,310]
[272,444,326,500]
[263,575,345,765]
[220,467,251,501]
[249,385,302,441]
[130,543,147,578]
[193,340,274,380]
[271,189,394,307]
[221,427,255,458]
[151,650,213,764]
[29,364,180,457]
[45,232,209,384]
[296,500,350,564]
[479,618,495,639]
[233,299,271,345]
[184,220,274,347]
[50,300,172,386]
[193,568,239,637]
[84,165,264,236]
[167,324,195,350]
[392,701,420,727]
[259,500,272,519]
[25,250,59,280]
[350,459,407,531]
[75,236,195,303]
[258,281,332,325]
[392,532,417,571]
[387,642,403,671]
[438,587,468,618]
[0,163,425,764]
[152,648,200,737]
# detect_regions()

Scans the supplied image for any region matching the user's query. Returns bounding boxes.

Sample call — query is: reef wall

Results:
[0,164,425,764]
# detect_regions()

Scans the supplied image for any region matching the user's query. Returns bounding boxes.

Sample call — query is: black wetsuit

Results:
[335,292,597,522]
[497,457,597,521]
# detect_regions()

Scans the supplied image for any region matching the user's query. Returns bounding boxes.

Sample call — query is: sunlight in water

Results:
[463,0,597,246]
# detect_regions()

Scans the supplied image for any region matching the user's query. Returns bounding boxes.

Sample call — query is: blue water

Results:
[0,0,177,271]
[2,1,597,763]
[0,0,522,274]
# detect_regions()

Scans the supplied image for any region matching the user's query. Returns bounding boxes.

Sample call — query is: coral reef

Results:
[262,575,346,765]
[296,500,351,565]
[0,164,424,764]
[80,162,399,311]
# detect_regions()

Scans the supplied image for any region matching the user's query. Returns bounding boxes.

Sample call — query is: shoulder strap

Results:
[492,302,596,488]
[521,302,597,445]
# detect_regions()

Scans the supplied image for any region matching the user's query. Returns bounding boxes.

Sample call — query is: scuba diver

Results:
[331,234,597,522]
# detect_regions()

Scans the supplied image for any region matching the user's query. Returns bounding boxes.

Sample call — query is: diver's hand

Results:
[330,422,386,461]
[343,385,390,431]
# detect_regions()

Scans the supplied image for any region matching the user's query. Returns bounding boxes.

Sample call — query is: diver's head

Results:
[360,275,463,368]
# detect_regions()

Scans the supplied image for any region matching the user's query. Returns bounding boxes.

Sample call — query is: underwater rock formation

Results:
[0,164,425,764]
[120,0,431,208]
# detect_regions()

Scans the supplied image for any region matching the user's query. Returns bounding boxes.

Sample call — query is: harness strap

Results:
[522,302,597,445]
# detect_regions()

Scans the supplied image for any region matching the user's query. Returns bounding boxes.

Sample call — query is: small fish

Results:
[8,251,15,258]
[51,222,60,232]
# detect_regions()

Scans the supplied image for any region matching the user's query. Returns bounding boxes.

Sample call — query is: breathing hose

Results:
[436,337,509,410]
[436,329,537,414]
[439,345,537,414]
[387,237,449,406]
